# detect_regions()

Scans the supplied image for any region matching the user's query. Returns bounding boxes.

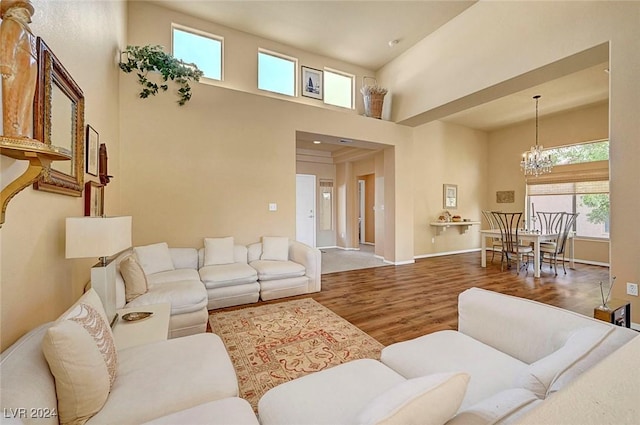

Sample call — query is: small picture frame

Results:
[496,190,515,204]
[301,66,323,100]
[84,181,104,216]
[85,125,99,176]
[443,184,458,209]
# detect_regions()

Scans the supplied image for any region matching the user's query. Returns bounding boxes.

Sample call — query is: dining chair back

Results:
[481,210,503,263]
[540,212,578,275]
[536,211,564,234]
[491,212,533,274]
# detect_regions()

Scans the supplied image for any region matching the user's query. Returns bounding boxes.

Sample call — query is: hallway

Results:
[320,244,387,274]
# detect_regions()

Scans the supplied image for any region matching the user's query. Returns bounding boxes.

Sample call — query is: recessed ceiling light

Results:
[313,140,322,144]
[388,39,399,47]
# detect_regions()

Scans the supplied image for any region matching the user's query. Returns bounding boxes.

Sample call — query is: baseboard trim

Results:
[318,245,360,251]
[384,259,416,266]
[414,248,481,259]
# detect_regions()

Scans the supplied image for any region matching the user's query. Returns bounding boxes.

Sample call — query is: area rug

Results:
[208,298,384,411]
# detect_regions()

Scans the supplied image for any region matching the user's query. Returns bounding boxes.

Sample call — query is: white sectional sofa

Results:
[114,238,321,329]
[0,289,259,425]
[258,287,638,425]
[114,244,209,338]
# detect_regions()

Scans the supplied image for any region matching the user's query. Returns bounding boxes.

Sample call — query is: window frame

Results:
[171,23,224,82]
[526,140,610,241]
[323,67,355,109]
[257,48,298,97]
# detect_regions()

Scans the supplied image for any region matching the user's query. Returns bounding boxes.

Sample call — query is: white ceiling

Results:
[146,0,609,134]
[147,0,476,70]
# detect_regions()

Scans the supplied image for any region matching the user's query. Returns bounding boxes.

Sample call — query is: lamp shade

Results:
[66,216,132,259]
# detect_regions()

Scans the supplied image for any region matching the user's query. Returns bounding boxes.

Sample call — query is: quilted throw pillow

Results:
[42,289,118,425]
[120,255,149,302]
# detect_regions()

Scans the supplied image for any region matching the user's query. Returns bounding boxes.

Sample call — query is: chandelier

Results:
[521,95,553,176]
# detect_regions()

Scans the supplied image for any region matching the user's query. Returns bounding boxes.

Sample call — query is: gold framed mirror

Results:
[33,37,85,196]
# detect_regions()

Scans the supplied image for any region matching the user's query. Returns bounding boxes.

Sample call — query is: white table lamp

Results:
[66,216,132,326]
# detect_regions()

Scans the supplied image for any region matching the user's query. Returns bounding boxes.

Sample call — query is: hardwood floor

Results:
[211,252,609,347]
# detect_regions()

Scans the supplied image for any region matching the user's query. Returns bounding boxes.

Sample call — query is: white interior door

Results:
[296,174,316,247]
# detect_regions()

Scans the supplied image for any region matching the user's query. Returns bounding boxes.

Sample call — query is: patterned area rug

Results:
[209,298,384,411]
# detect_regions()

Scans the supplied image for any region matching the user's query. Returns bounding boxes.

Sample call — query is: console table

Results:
[112,302,171,350]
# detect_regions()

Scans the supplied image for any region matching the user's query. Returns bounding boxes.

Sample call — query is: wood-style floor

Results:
[211,252,609,346]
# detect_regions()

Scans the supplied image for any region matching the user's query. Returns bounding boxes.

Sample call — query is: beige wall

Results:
[0,0,126,350]
[413,121,488,256]
[379,1,640,322]
[121,2,413,257]
[127,1,374,117]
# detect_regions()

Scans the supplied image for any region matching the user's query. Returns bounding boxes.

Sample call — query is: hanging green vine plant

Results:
[119,45,204,106]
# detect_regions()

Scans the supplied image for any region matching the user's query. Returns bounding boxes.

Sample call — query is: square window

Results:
[258,50,296,97]
[172,26,222,81]
[324,69,354,109]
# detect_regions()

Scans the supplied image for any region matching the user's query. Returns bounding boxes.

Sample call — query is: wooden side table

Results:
[594,299,631,328]
[112,303,171,350]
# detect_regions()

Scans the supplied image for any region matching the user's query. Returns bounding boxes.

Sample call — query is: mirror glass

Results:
[33,37,85,196]
[50,84,74,175]
[319,179,334,231]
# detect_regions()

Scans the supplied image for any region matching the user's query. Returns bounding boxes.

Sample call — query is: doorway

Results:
[296,174,316,247]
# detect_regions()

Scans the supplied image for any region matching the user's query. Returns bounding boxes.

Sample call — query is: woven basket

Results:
[364,93,385,119]
[361,77,387,119]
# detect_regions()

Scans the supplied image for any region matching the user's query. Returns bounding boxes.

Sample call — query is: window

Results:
[546,140,609,165]
[324,68,354,109]
[527,140,609,239]
[258,50,296,96]
[172,25,223,81]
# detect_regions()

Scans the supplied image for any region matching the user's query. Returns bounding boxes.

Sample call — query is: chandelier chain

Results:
[521,94,553,176]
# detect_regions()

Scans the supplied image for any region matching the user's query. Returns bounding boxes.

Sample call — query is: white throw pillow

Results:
[514,326,612,398]
[204,237,235,266]
[261,236,289,261]
[133,242,175,275]
[41,289,118,425]
[120,255,149,302]
[356,372,470,425]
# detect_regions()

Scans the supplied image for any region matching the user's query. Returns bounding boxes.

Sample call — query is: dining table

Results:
[479,229,574,278]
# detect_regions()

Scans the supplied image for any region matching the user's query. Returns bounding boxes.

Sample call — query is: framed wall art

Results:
[85,125,99,176]
[443,184,458,209]
[84,181,104,216]
[496,190,515,203]
[301,66,323,100]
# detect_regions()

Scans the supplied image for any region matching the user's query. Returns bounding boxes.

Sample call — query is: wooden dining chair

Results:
[481,210,503,263]
[491,212,533,274]
[540,212,578,275]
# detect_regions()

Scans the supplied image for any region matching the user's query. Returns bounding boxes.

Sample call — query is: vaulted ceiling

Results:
[147,1,609,136]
